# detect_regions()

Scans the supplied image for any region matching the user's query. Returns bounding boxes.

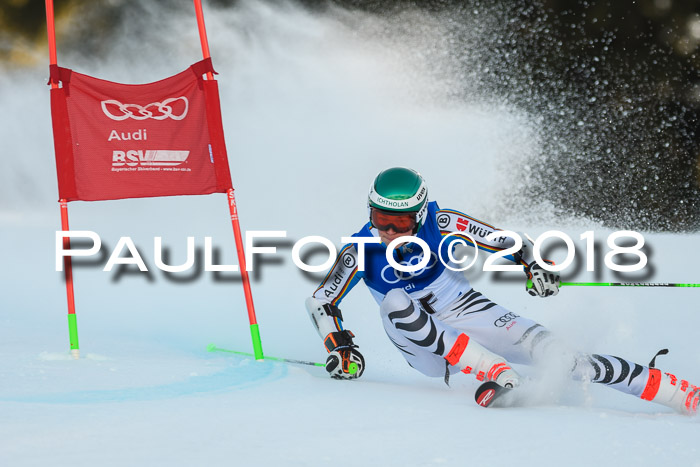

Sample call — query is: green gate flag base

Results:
[249,324,264,360]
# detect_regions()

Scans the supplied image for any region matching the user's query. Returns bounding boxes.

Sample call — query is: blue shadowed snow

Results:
[0,358,287,404]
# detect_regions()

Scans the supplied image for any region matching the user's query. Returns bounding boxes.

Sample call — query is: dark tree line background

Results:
[2,0,699,230]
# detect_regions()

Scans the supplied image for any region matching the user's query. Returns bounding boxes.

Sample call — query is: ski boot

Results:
[641,369,699,415]
[445,333,520,388]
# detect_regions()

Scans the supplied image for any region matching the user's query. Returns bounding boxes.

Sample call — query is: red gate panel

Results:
[49,58,232,202]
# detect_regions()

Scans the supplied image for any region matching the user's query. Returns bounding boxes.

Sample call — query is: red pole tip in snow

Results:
[193,0,214,80]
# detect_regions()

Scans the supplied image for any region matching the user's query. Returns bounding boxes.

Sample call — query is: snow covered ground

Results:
[1,2,698,466]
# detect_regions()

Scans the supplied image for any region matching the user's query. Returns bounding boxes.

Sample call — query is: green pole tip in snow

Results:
[207,344,326,367]
[249,323,264,360]
[67,313,79,350]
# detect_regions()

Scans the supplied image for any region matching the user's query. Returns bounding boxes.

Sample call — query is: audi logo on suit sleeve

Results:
[493,312,519,327]
[101,97,189,121]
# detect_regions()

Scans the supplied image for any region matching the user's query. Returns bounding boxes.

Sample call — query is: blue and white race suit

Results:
[311,201,654,399]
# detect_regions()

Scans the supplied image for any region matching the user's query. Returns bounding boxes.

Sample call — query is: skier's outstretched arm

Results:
[436,209,560,297]
[306,244,365,380]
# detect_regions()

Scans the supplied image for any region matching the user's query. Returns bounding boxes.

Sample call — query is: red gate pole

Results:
[60,201,80,359]
[193,0,263,360]
[46,0,58,70]
[194,0,214,81]
[46,0,80,359]
[226,189,264,360]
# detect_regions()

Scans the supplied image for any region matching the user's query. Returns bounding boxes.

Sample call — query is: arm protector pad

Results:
[306,296,345,339]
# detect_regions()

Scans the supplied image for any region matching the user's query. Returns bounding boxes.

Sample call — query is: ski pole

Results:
[528,280,700,288]
[560,282,700,287]
[206,344,326,367]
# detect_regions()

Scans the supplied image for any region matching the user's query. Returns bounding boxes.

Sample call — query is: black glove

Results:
[323,330,365,380]
[525,261,560,297]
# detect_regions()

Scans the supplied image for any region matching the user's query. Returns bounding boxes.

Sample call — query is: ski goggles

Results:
[370,208,417,232]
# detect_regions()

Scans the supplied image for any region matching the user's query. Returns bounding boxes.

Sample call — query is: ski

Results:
[474,381,514,408]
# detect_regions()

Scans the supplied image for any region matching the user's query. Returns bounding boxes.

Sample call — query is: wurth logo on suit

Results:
[438,212,509,245]
[456,217,469,231]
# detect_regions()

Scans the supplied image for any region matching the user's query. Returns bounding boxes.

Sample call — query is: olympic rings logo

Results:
[100,97,189,121]
[380,252,439,284]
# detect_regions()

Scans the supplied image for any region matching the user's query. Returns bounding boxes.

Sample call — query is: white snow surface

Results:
[1,2,698,466]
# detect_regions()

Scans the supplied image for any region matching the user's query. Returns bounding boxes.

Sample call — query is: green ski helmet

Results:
[368,167,429,234]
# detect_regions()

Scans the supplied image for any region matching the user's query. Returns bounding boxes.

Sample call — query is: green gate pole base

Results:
[249,323,264,360]
[68,313,80,360]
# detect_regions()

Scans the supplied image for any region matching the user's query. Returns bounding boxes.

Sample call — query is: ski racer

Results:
[305,166,699,414]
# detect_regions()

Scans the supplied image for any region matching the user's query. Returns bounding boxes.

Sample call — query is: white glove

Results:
[525,261,560,297]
